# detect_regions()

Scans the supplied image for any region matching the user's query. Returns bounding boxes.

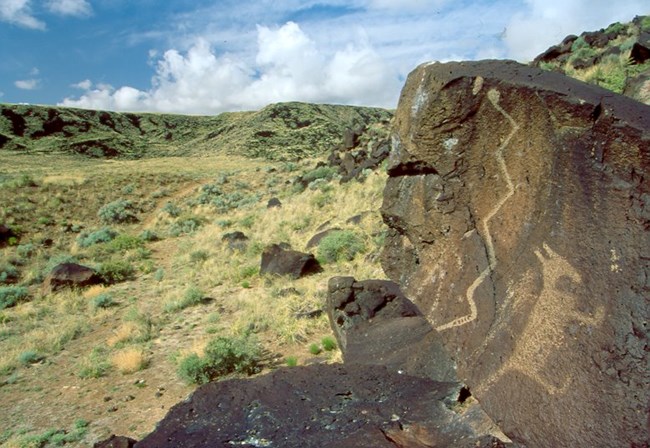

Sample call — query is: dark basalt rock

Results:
[266,197,282,209]
[260,244,322,279]
[221,231,248,252]
[0,224,16,247]
[630,42,650,64]
[42,262,102,294]
[134,364,506,448]
[381,59,649,447]
[94,435,137,448]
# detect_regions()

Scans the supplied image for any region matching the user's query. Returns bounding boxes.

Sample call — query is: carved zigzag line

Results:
[436,89,519,332]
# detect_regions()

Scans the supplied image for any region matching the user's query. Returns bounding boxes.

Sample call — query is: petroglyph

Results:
[480,243,605,395]
[436,89,518,332]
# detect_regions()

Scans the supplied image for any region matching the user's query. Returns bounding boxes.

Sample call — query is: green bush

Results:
[98,199,138,224]
[303,166,337,184]
[164,285,206,312]
[177,334,262,384]
[317,230,366,263]
[285,356,298,367]
[16,243,35,258]
[98,260,135,283]
[162,201,182,217]
[78,346,111,378]
[104,234,145,252]
[77,227,118,248]
[91,293,115,310]
[309,343,321,355]
[0,263,19,284]
[18,350,44,365]
[321,336,337,351]
[0,286,28,310]
[139,229,159,242]
[168,216,203,236]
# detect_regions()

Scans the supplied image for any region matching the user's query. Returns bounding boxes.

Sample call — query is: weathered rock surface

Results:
[93,435,137,448]
[381,59,649,447]
[327,276,457,382]
[305,227,341,249]
[260,244,322,279]
[42,262,102,294]
[134,363,505,448]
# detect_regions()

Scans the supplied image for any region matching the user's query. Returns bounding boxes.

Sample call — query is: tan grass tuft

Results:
[107,322,138,347]
[111,347,148,374]
[83,285,108,300]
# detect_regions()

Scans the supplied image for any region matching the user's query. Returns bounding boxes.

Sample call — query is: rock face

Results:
[42,262,102,294]
[328,276,457,383]
[135,363,506,448]
[381,60,649,447]
[259,244,322,279]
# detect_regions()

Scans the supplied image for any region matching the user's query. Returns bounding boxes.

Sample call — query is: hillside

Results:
[532,15,650,104]
[0,102,391,160]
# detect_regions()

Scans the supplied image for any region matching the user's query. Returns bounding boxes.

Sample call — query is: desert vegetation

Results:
[0,104,390,446]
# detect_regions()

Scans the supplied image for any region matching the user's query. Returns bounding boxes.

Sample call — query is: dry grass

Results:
[83,285,109,300]
[111,347,148,374]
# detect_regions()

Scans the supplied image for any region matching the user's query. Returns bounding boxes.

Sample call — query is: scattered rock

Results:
[305,227,341,249]
[42,262,102,294]
[0,224,16,247]
[295,309,323,319]
[381,59,649,447]
[260,244,322,279]
[221,231,248,252]
[266,197,282,209]
[93,435,137,448]
[630,42,650,64]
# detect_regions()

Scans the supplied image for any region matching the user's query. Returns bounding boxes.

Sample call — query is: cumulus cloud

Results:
[60,21,400,114]
[503,0,647,61]
[45,0,92,17]
[0,0,45,29]
[15,78,40,90]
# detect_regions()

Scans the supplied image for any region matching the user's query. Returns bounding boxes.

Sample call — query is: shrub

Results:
[164,285,206,312]
[154,267,165,282]
[168,216,203,236]
[0,286,28,310]
[111,348,147,374]
[98,199,138,224]
[0,263,19,284]
[77,227,118,248]
[16,243,35,258]
[285,356,298,367]
[309,343,321,355]
[317,230,366,263]
[91,293,115,310]
[178,334,262,384]
[189,250,210,264]
[98,260,135,283]
[321,336,337,351]
[18,350,44,365]
[78,346,111,378]
[302,166,337,184]
[162,201,182,217]
[139,229,159,242]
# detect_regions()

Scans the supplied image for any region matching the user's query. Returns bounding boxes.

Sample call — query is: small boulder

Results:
[93,435,137,448]
[260,244,322,279]
[267,197,282,209]
[0,224,16,247]
[42,262,102,294]
[305,227,341,249]
[630,42,650,64]
[221,231,248,252]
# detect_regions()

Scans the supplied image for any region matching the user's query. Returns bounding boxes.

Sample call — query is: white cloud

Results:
[60,22,401,114]
[0,0,45,29]
[72,79,92,90]
[45,0,92,17]
[503,0,647,61]
[14,78,40,90]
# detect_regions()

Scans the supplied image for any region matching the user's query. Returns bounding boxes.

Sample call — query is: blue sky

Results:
[0,0,646,114]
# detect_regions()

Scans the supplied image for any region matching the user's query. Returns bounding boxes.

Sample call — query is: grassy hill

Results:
[532,15,650,103]
[0,102,391,160]
[0,101,392,446]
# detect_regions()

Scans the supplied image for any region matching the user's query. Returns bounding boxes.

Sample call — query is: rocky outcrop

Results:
[327,276,457,383]
[381,60,649,447]
[259,244,322,279]
[93,435,137,448]
[42,262,102,294]
[134,363,506,448]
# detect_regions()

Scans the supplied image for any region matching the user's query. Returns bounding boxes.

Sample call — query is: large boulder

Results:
[134,363,507,448]
[42,262,102,294]
[260,244,322,279]
[327,276,457,383]
[381,60,649,447]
